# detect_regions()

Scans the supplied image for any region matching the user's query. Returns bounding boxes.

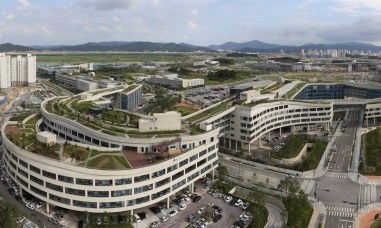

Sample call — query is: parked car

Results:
[235,199,243,207]
[193,195,201,203]
[36,201,46,209]
[287,174,294,179]
[49,217,60,225]
[160,215,169,222]
[179,204,186,211]
[25,203,35,210]
[213,214,222,222]
[97,217,101,225]
[53,214,64,220]
[14,195,22,201]
[197,207,205,214]
[78,220,84,228]
[187,214,197,222]
[241,202,249,210]
[150,221,159,228]
[168,210,178,217]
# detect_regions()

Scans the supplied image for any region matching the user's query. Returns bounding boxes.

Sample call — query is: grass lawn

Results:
[188,102,228,122]
[25,114,42,125]
[281,83,307,98]
[19,128,35,133]
[333,111,346,121]
[371,218,381,228]
[63,144,89,161]
[270,135,308,159]
[86,155,131,169]
[9,115,28,122]
[173,106,198,116]
[361,128,381,175]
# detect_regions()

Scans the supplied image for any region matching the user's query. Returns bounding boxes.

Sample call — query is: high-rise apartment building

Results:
[0,53,36,93]
[0,53,12,93]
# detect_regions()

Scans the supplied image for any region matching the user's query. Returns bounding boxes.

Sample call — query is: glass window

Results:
[152,188,170,200]
[172,179,186,191]
[115,178,132,185]
[76,178,93,186]
[156,177,170,188]
[185,164,196,174]
[58,175,73,184]
[50,194,70,205]
[167,164,178,173]
[95,180,112,186]
[31,185,47,197]
[152,169,165,179]
[134,184,153,194]
[30,165,40,175]
[100,201,125,208]
[88,191,109,197]
[134,174,149,183]
[179,159,188,167]
[42,170,56,180]
[190,154,198,162]
[19,159,28,169]
[199,150,207,157]
[66,188,85,196]
[73,200,97,208]
[111,189,132,197]
[30,175,44,186]
[46,182,63,192]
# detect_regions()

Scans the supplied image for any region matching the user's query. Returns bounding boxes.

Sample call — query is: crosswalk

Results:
[326,205,356,218]
[325,171,348,179]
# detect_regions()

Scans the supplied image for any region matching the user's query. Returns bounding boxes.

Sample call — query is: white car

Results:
[36,201,46,209]
[97,217,101,225]
[160,215,169,222]
[182,194,190,201]
[225,196,232,203]
[197,207,205,215]
[179,204,186,211]
[168,210,178,217]
[235,199,243,207]
[241,202,249,210]
[26,203,35,210]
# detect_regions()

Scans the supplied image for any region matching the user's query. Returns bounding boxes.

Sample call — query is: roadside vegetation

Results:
[278,178,313,228]
[333,111,346,121]
[361,128,381,175]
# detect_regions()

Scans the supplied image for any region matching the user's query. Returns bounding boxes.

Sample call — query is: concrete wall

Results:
[272,143,313,165]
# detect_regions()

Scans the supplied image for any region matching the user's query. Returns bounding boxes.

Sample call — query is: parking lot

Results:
[187,87,230,105]
[135,180,245,228]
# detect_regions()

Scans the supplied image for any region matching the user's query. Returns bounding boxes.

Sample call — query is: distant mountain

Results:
[208,40,280,50]
[0,43,35,52]
[43,41,216,52]
[208,40,381,53]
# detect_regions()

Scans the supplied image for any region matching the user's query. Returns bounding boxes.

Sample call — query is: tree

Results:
[277,178,301,197]
[266,178,270,188]
[216,164,229,192]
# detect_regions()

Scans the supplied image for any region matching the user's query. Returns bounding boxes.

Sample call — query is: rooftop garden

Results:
[25,114,42,125]
[122,84,140,93]
[90,86,123,96]
[85,155,131,169]
[6,129,60,160]
[172,106,199,116]
[280,83,307,98]
[63,143,90,161]
[187,101,229,123]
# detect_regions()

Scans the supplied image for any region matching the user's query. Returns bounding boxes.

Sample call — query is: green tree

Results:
[277,178,300,197]
[216,164,229,192]
[266,177,270,188]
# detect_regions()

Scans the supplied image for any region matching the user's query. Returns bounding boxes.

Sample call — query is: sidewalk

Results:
[307,197,326,228]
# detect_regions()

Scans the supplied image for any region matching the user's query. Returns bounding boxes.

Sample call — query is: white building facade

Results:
[10,54,36,87]
[0,53,11,93]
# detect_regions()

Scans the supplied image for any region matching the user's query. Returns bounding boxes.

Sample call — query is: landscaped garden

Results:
[172,106,198,116]
[333,111,346,121]
[187,101,228,123]
[360,128,381,175]
[63,143,90,161]
[86,155,131,169]
[7,130,60,160]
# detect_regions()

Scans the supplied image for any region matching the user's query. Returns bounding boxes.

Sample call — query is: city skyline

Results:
[1,0,381,46]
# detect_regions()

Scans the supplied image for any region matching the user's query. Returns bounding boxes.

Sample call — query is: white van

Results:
[133,214,141,223]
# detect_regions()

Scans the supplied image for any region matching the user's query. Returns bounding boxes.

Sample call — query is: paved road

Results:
[328,110,358,172]
[264,203,284,228]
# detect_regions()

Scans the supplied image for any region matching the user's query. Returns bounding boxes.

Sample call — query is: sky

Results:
[2,0,381,46]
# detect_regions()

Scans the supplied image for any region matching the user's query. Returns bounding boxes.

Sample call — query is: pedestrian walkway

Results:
[324,171,348,179]
[326,205,356,218]
[301,179,316,195]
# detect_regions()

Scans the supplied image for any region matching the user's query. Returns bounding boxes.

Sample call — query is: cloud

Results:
[328,0,381,13]
[189,10,199,16]
[238,21,250,28]
[116,25,123,32]
[99,26,110,32]
[77,0,137,11]
[17,0,30,10]
[2,13,15,20]
[251,12,381,45]
[187,22,198,30]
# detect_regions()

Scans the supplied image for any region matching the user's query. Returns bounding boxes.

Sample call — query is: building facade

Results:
[10,54,36,87]
[0,53,11,93]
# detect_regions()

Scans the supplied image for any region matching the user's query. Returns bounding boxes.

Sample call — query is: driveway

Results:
[265,203,284,228]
